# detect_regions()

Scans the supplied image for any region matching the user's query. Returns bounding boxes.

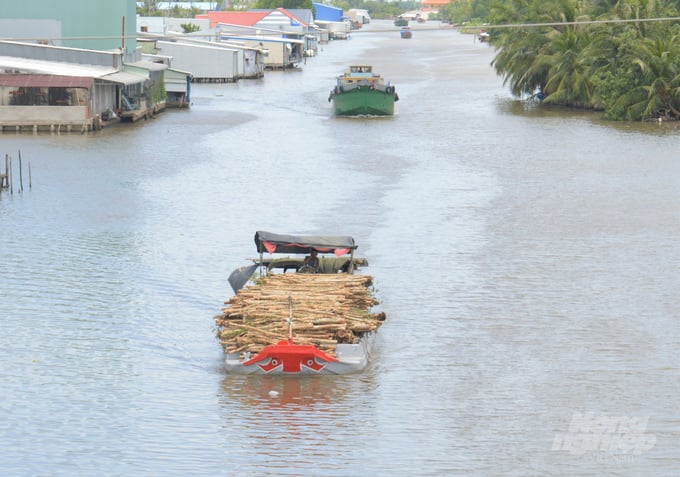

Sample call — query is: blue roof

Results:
[313,3,343,22]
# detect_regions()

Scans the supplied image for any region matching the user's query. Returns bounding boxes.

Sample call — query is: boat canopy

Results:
[254,231,357,255]
[350,65,372,73]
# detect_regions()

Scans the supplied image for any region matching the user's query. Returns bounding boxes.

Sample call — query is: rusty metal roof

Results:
[0,74,93,88]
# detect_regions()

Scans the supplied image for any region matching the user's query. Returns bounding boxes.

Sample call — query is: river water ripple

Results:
[1,20,678,476]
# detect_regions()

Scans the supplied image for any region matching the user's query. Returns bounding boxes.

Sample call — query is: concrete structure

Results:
[216,41,265,79]
[0,0,137,60]
[154,41,239,82]
[0,74,98,133]
[137,16,212,38]
[314,21,350,41]
[167,37,265,79]
[216,27,304,70]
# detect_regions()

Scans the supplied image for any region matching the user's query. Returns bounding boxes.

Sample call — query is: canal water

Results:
[1,20,678,476]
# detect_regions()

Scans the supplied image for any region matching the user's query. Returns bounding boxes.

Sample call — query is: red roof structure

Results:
[421,0,451,12]
[0,74,93,88]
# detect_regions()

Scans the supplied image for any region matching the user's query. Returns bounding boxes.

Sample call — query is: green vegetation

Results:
[445,0,680,121]
[254,0,312,9]
[181,23,202,33]
[137,5,202,17]
[136,1,415,19]
[443,0,680,121]
[138,0,680,120]
[440,0,491,26]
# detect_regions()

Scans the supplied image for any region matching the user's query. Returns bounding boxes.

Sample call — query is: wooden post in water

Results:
[18,150,23,193]
[1,154,7,190]
[29,161,32,189]
[9,154,13,194]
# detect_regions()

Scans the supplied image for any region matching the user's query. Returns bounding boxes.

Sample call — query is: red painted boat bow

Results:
[242,340,339,373]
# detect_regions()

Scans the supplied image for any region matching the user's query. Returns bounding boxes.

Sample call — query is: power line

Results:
[2,15,680,43]
[482,16,680,29]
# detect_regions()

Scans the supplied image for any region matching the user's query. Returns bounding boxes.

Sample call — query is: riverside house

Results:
[0,0,181,131]
[0,41,152,132]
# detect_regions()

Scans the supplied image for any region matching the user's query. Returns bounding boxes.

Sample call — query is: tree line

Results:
[137,0,417,19]
[441,0,680,121]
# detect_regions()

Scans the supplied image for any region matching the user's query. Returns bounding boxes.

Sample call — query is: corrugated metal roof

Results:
[126,60,168,71]
[218,34,304,45]
[251,9,310,29]
[312,2,342,13]
[0,55,116,77]
[0,74,93,88]
[277,8,312,27]
[100,71,146,85]
[0,56,147,85]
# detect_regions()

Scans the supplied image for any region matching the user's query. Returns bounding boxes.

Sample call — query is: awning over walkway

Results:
[0,56,146,86]
[100,71,147,85]
[126,60,168,72]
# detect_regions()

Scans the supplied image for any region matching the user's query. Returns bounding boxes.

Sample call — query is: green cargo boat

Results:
[328,65,399,116]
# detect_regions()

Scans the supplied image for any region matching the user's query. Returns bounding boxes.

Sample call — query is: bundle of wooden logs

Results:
[215,273,386,357]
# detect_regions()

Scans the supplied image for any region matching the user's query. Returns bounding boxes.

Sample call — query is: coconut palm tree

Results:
[615,35,680,119]
[539,28,595,107]
[490,29,551,97]
[489,0,581,98]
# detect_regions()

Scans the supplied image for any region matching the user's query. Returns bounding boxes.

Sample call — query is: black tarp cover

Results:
[254,231,357,255]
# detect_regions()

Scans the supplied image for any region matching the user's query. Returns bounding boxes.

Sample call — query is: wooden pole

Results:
[28,161,32,189]
[18,150,23,193]
[9,154,13,194]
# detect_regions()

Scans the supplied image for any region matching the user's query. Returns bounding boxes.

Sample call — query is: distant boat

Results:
[400,27,413,39]
[327,65,399,116]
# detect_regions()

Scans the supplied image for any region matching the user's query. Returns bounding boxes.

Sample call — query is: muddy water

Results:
[1,20,678,476]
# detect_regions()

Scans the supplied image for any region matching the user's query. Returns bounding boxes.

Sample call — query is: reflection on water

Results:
[219,374,374,410]
[217,373,382,475]
[1,20,678,476]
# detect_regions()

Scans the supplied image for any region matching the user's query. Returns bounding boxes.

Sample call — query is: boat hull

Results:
[332,88,396,116]
[225,336,374,375]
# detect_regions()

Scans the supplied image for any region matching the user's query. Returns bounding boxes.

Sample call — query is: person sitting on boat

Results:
[300,249,320,273]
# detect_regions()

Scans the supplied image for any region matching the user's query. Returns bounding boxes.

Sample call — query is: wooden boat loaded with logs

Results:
[215,231,386,375]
